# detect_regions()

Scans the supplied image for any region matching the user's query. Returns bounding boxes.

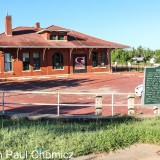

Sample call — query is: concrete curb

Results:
[0,113,158,121]
[73,154,97,160]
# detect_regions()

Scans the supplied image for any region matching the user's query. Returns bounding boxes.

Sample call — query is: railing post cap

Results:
[128,94,134,98]
[96,95,102,98]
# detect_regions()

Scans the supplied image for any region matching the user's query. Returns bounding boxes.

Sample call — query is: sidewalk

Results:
[74,144,160,160]
[0,71,144,82]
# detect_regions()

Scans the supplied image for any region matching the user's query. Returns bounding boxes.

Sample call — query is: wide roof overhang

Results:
[0,45,129,49]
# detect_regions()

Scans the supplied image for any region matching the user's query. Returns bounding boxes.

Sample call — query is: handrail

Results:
[59,92,135,95]
[4,102,58,106]
[0,90,143,116]
[0,90,134,95]
[1,91,58,94]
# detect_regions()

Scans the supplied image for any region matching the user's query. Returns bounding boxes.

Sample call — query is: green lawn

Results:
[0,116,160,159]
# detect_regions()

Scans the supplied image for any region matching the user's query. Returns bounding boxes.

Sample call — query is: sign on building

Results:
[75,57,85,70]
[143,66,160,106]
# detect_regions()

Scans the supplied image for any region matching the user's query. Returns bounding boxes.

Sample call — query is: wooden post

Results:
[57,92,60,116]
[107,49,112,73]
[128,94,135,115]
[2,91,5,114]
[95,95,102,115]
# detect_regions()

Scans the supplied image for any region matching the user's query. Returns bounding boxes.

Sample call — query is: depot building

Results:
[0,15,128,78]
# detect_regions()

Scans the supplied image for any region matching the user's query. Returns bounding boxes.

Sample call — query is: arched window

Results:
[52,53,64,69]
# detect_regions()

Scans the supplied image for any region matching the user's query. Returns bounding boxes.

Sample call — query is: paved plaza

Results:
[0,72,153,115]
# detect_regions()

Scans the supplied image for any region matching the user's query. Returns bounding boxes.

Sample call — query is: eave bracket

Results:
[70,48,74,60]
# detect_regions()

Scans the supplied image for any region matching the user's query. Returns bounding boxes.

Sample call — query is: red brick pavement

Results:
[0,72,154,115]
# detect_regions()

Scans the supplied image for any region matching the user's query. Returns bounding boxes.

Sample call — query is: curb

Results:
[73,154,97,160]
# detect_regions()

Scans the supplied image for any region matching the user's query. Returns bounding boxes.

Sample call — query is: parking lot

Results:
[0,72,154,115]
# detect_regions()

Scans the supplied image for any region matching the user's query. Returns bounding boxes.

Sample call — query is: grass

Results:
[0,116,160,159]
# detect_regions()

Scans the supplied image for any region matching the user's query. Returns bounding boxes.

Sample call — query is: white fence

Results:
[0,91,154,116]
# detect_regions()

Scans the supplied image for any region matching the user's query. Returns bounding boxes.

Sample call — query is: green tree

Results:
[154,50,160,63]
[111,49,122,63]
[120,50,130,64]
[111,46,155,64]
[143,48,154,63]
[135,46,144,57]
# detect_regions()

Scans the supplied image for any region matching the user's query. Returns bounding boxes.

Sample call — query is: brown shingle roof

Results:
[46,25,70,31]
[0,25,129,48]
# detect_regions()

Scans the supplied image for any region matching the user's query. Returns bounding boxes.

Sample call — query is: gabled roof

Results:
[0,25,129,48]
[37,25,71,34]
[46,25,70,31]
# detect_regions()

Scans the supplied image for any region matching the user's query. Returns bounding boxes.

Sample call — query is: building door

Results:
[73,54,87,73]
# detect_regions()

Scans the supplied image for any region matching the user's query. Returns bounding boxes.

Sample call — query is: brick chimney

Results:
[35,22,40,28]
[5,15,12,36]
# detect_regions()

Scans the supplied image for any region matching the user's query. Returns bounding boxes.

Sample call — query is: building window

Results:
[50,35,65,40]
[100,52,106,67]
[58,35,64,40]
[4,53,12,72]
[92,52,98,67]
[50,35,56,40]
[33,53,40,70]
[23,53,30,71]
[53,53,64,69]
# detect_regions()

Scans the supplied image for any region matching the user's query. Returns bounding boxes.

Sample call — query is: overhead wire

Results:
[70,30,85,47]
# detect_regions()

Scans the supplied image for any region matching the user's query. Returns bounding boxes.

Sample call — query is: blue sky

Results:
[0,0,160,50]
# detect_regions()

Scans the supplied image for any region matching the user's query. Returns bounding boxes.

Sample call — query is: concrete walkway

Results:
[74,144,160,160]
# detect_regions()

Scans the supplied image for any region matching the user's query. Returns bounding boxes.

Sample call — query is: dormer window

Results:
[50,35,56,40]
[38,28,70,41]
[58,35,64,40]
[50,35,65,40]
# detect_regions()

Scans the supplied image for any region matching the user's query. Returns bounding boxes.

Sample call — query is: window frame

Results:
[33,52,41,71]
[22,53,30,71]
[58,35,65,40]
[92,52,98,68]
[4,53,12,72]
[100,52,106,67]
[53,53,64,70]
[50,35,57,40]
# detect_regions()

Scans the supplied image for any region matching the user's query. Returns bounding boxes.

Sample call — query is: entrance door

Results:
[73,54,87,73]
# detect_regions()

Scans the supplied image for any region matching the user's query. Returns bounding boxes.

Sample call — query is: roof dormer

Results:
[37,26,70,41]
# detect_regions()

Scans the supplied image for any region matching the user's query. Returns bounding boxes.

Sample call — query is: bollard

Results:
[95,95,102,115]
[128,94,135,115]
[153,106,158,115]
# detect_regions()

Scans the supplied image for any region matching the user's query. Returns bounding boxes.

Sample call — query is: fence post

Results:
[2,91,5,114]
[95,95,102,116]
[128,94,135,115]
[57,92,60,116]
[153,106,158,115]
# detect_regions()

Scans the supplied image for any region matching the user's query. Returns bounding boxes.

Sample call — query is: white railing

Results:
[0,90,143,116]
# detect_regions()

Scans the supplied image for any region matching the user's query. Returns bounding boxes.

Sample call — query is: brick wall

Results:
[5,16,12,36]
[0,48,110,78]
